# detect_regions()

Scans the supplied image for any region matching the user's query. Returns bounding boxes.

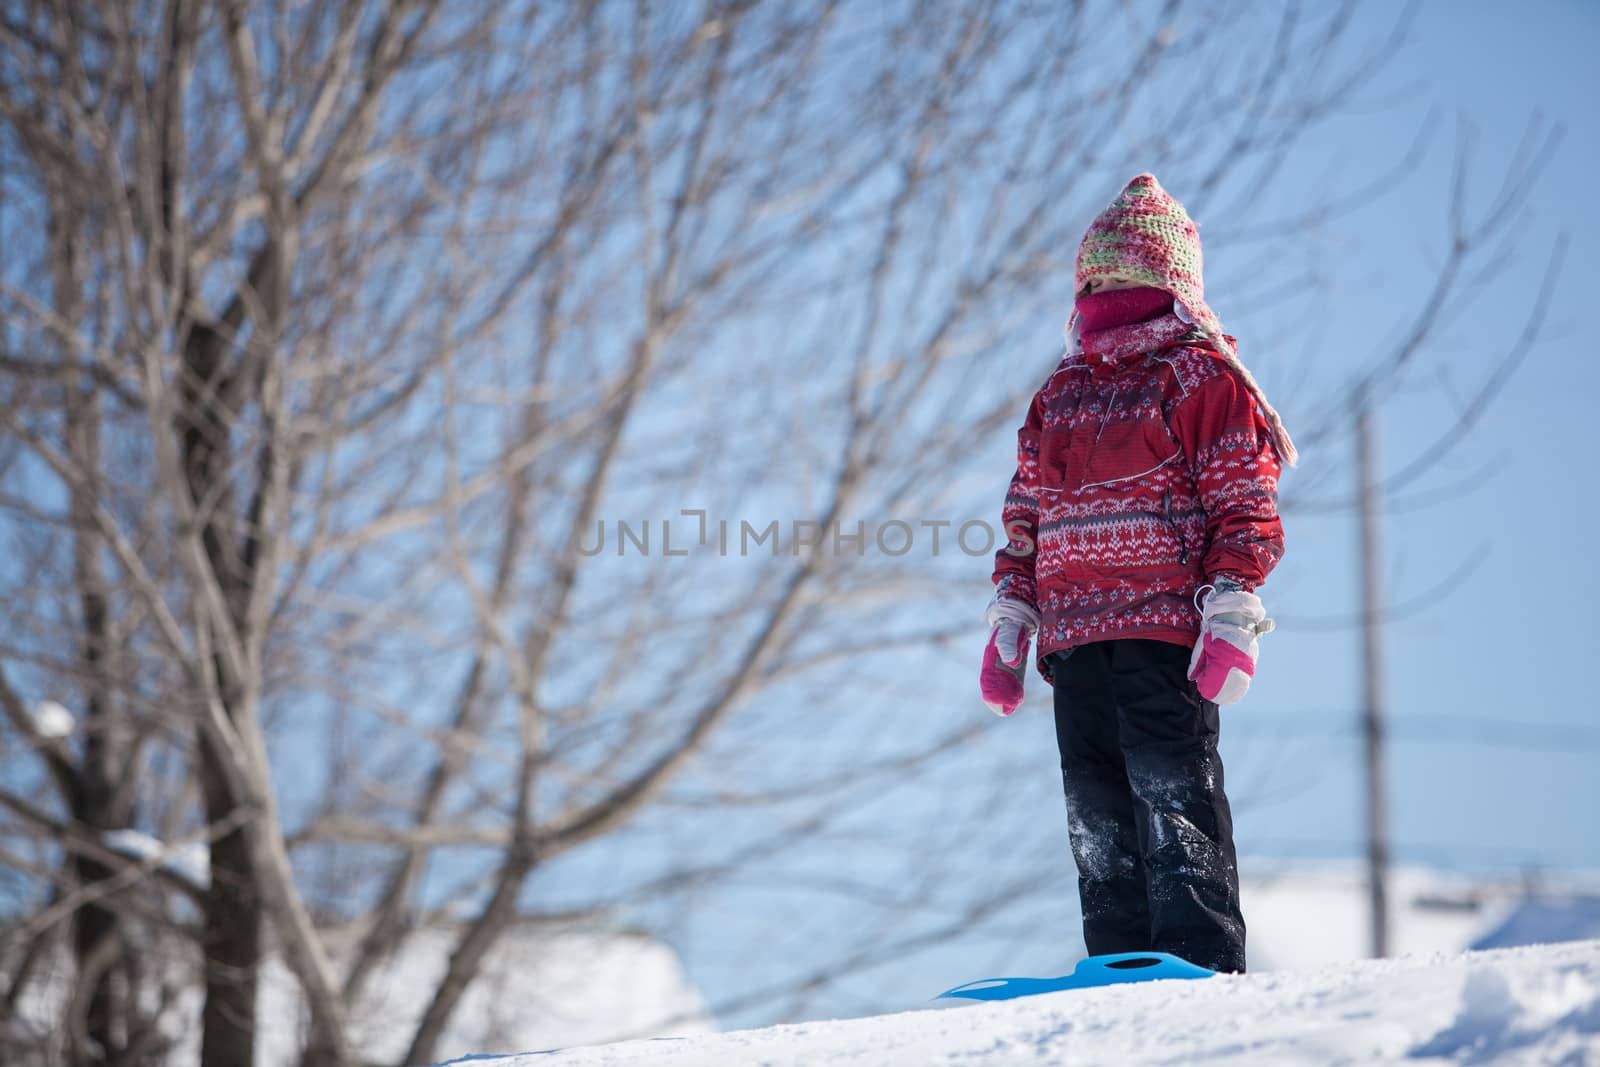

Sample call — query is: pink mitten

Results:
[981,595,1039,717]
[981,621,1031,717]
[1187,586,1275,705]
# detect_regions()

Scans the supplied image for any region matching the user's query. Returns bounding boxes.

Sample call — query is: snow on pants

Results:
[1047,638,1246,974]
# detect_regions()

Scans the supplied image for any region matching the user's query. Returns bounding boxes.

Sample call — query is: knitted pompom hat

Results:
[1075,173,1299,467]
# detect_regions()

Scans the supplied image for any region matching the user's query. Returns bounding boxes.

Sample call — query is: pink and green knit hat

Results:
[1075,173,1299,467]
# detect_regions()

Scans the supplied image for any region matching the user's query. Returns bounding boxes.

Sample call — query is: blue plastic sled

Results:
[937,951,1214,1002]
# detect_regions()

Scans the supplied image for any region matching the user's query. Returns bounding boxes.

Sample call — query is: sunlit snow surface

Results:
[445,939,1600,1066]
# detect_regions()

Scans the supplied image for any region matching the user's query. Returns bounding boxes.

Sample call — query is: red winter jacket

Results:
[991,308,1285,681]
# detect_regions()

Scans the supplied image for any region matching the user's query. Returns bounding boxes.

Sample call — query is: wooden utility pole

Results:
[1356,393,1390,957]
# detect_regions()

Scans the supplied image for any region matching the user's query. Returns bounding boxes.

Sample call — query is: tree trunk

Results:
[197,737,262,1067]
[182,322,263,1067]
[56,196,129,1067]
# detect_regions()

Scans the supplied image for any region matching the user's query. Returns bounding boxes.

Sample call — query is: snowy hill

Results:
[437,939,1600,1066]
[8,923,710,1065]
[235,926,711,1066]
[1238,862,1597,970]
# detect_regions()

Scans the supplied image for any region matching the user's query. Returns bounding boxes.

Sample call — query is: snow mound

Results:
[446,939,1600,1066]
[1474,894,1600,952]
[30,699,74,739]
[1241,862,1520,970]
[8,924,708,1066]
[319,927,710,1065]
[202,927,711,1067]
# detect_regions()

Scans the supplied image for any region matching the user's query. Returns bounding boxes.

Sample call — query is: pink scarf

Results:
[1070,287,1196,363]
[1075,287,1171,332]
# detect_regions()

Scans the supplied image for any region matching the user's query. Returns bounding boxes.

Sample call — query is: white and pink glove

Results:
[980,595,1040,717]
[1187,582,1276,705]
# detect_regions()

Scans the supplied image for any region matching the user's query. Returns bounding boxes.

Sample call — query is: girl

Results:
[977,173,1296,974]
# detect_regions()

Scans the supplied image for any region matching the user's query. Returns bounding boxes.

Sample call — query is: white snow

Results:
[208,926,710,1067]
[1475,894,1600,950]
[100,828,211,888]
[319,926,711,1065]
[161,841,211,887]
[100,827,164,861]
[1242,862,1521,970]
[30,699,74,739]
[1239,862,1600,971]
[8,923,708,1066]
[453,939,1600,1066]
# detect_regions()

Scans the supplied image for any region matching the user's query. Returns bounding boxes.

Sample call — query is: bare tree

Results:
[0,2,1558,1065]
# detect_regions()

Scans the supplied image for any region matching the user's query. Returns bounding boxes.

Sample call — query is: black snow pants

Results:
[1047,638,1246,973]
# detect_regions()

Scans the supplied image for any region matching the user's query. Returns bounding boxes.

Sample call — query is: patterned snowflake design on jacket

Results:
[992,315,1284,681]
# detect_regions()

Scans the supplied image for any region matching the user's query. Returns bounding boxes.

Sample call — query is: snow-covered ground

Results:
[236,926,711,1066]
[1240,862,1584,970]
[1239,862,1600,974]
[8,923,710,1066]
[442,938,1600,1066]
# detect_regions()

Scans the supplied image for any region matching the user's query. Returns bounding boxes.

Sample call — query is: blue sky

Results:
[1216,0,1599,873]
